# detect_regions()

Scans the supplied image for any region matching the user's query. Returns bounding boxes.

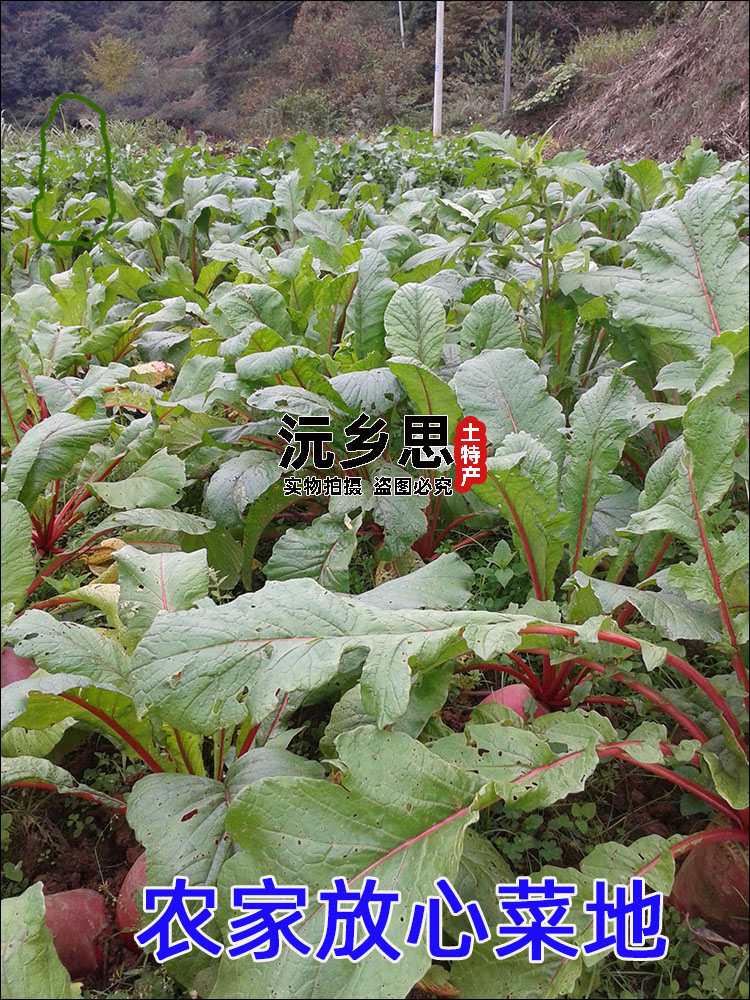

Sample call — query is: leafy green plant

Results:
[570,26,657,77]
[512,63,582,115]
[1,127,747,999]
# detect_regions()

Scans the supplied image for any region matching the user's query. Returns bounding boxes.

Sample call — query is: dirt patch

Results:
[548,1,749,162]
[441,692,477,732]
[5,752,142,989]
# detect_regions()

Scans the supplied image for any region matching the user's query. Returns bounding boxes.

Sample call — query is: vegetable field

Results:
[1,126,748,999]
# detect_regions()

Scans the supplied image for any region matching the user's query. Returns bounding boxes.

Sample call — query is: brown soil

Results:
[546,1,749,162]
[5,739,142,989]
[440,692,477,731]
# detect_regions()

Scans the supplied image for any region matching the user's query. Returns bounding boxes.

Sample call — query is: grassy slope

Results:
[547,1,749,162]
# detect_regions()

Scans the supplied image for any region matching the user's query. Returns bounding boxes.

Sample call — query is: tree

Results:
[83,33,139,94]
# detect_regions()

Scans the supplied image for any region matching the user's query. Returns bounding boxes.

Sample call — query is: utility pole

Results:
[503,0,513,113]
[398,1,405,49]
[433,1,444,137]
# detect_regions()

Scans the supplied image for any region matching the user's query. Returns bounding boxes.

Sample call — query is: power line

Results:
[203,0,299,61]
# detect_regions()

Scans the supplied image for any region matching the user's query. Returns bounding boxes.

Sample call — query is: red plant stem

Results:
[506,652,540,685]
[173,729,194,774]
[617,534,673,628]
[349,804,475,887]
[518,624,747,754]
[1,384,21,443]
[25,526,116,598]
[600,745,741,826]
[343,744,748,901]
[601,630,746,750]
[49,477,61,527]
[565,658,710,743]
[688,242,723,338]
[572,458,594,574]
[236,722,261,758]
[25,596,81,612]
[261,692,290,747]
[60,693,164,772]
[432,511,483,550]
[541,652,555,694]
[216,729,226,778]
[54,454,126,531]
[545,657,580,700]
[493,480,545,599]
[455,661,540,689]
[564,663,593,694]
[448,530,494,554]
[622,451,647,481]
[240,436,284,452]
[147,238,161,274]
[9,781,126,813]
[111,331,142,363]
[686,465,748,695]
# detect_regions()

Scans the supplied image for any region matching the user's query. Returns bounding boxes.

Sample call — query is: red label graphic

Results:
[453,417,487,492]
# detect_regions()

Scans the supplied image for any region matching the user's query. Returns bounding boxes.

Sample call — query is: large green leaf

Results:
[115,546,210,642]
[667,516,749,604]
[369,462,430,556]
[130,579,536,734]
[626,402,742,546]
[453,348,565,466]
[92,448,186,509]
[611,179,749,357]
[388,358,462,439]
[204,451,284,531]
[571,572,723,643]
[0,324,27,447]
[128,747,324,889]
[235,345,316,382]
[6,610,130,686]
[265,512,361,592]
[348,248,397,358]
[473,432,567,600]
[4,414,110,510]
[450,834,676,999]
[561,370,636,570]
[210,727,485,999]
[212,283,292,339]
[95,507,215,535]
[1,675,165,769]
[1,755,124,810]
[384,283,446,369]
[328,368,403,415]
[547,150,604,195]
[0,498,35,612]
[319,663,454,756]
[357,552,473,610]
[273,170,303,239]
[1,884,81,999]
[459,293,523,359]
[430,713,611,811]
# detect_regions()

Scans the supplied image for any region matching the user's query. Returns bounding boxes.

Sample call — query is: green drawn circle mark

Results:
[32,94,117,249]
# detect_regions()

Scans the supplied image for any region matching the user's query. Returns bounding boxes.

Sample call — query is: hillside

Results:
[549,0,749,161]
[0,1,748,161]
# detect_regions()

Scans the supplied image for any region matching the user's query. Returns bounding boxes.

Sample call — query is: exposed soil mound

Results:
[553,1,749,162]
